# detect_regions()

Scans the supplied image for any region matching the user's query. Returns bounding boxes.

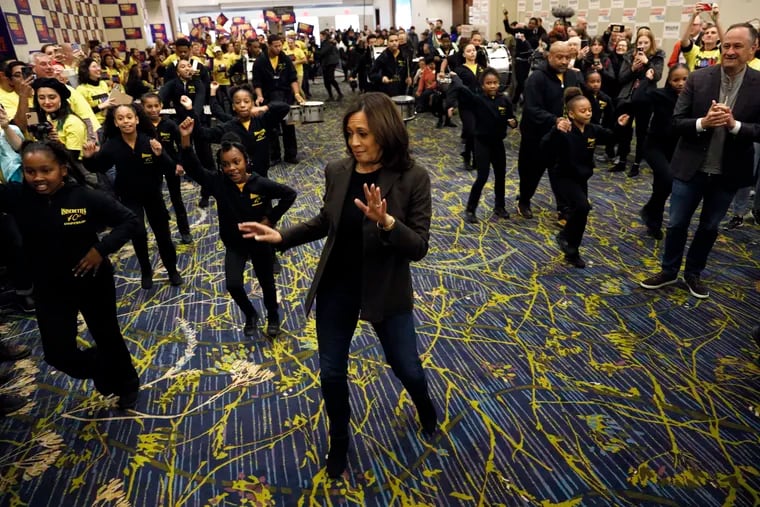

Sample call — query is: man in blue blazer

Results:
[640,23,760,299]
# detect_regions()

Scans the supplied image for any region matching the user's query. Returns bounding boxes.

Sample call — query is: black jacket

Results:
[317,40,340,66]
[370,48,410,85]
[253,53,298,103]
[181,146,296,249]
[0,181,137,282]
[584,90,614,128]
[193,102,289,176]
[159,76,207,122]
[520,61,583,139]
[83,133,173,198]
[448,75,516,140]
[542,123,617,181]
[155,117,181,164]
[634,85,679,156]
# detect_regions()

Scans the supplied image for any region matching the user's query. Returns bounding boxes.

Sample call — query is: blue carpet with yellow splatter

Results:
[1,85,759,506]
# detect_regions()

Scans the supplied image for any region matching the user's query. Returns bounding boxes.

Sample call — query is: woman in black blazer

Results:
[239,93,438,479]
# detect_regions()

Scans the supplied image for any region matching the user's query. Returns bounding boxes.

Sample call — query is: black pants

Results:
[512,59,530,106]
[467,137,507,212]
[0,213,33,292]
[552,171,590,252]
[35,263,139,396]
[323,64,342,98]
[642,139,675,230]
[618,108,651,164]
[164,172,190,236]
[269,120,297,161]
[416,89,442,115]
[224,243,278,318]
[518,135,556,208]
[123,192,178,276]
[301,65,311,97]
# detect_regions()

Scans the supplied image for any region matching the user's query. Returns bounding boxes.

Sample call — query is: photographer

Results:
[32,79,87,160]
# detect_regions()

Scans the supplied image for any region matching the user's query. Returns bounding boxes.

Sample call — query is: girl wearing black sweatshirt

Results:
[542,87,628,268]
[451,43,484,172]
[178,117,296,338]
[83,104,183,289]
[0,141,140,409]
[449,68,518,223]
[634,64,689,240]
[142,92,192,244]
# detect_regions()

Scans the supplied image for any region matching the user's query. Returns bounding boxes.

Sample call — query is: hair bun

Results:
[563,86,583,104]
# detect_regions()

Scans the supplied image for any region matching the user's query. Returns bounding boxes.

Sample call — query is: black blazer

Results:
[279,157,432,322]
[670,65,760,189]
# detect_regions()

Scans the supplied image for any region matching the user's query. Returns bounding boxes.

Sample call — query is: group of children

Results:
[449,59,693,269]
[1,86,297,410]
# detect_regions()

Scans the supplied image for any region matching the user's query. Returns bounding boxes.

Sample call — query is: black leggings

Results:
[552,172,590,252]
[224,244,278,318]
[164,172,190,236]
[618,108,652,164]
[323,64,342,98]
[642,139,675,230]
[123,192,177,276]
[467,137,507,212]
[35,263,139,396]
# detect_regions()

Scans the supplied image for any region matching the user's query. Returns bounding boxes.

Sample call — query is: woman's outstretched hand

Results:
[239,221,283,243]
[354,183,390,226]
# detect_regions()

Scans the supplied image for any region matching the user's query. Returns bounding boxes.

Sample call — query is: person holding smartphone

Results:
[680,4,724,71]
[76,57,118,125]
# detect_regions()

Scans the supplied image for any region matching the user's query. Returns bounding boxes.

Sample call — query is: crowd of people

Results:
[0,4,759,480]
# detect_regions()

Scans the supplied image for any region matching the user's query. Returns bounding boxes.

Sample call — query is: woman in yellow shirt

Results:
[76,58,117,125]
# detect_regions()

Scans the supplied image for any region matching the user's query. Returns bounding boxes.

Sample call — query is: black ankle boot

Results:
[627,163,640,177]
[326,435,349,479]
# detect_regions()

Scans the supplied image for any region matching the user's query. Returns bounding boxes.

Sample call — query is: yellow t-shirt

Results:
[50,113,87,154]
[76,81,111,124]
[748,58,760,71]
[683,43,721,71]
[465,63,478,76]
[211,54,234,85]
[269,56,279,71]
[0,87,19,118]
[283,46,306,81]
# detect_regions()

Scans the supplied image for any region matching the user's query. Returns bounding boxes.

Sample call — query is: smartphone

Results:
[21,65,34,79]
[26,111,40,125]
[610,23,625,33]
[581,39,589,49]
[696,2,714,12]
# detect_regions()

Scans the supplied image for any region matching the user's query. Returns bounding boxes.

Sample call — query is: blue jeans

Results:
[315,282,434,437]
[662,173,736,276]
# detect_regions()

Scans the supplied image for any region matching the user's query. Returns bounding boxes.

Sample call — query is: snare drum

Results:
[302,101,325,123]
[391,95,416,121]
[285,105,302,125]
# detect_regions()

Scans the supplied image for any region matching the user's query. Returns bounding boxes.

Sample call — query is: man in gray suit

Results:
[640,23,760,299]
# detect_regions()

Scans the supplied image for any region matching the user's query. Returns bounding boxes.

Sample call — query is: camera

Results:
[29,121,53,140]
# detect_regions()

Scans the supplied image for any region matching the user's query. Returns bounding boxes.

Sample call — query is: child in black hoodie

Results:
[542,87,628,268]
[449,67,518,223]
[0,140,140,409]
[178,117,296,338]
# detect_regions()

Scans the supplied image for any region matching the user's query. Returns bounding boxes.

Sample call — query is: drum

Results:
[392,95,416,121]
[285,105,302,125]
[302,101,325,123]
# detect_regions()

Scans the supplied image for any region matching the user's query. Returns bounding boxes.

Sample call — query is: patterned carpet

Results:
[1,82,759,506]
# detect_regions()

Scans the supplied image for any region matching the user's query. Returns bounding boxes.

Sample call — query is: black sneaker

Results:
[640,271,678,290]
[609,161,626,173]
[17,295,35,313]
[180,233,193,244]
[627,163,640,177]
[684,273,709,299]
[517,203,533,219]
[493,207,509,219]
[0,342,31,362]
[564,254,586,268]
[0,394,26,416]
[168,272,184,287]
[266,313,280,338]
[725,215,743,230]
[141,272,153,290]
[243,311,259,337]
[117,390,139,410]
[463,211,479,224]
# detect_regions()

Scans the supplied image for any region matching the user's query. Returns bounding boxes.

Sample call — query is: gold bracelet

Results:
[378,215,396,231]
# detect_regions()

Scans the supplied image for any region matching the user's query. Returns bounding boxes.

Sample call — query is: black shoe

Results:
[445,118,457,128]
[646,226,664,240]
[243,311,259,337]
[435,117,443,128]
[198,197,209,208]
[168,271,184,287]
[284,157,299,164]
[117,390,138,410]
[627,163,640,177]
[17,294,35,313]
[141,272,153,290]
[640,271,678,290]
[0,370,14,387]
[517,203,533,219]
[463,211,479,224]
[0,394,26,416]
[0,342,31,362]
[555,233,574,257]
[564,253,586,268]
[609,161,626,173]
[725,215,743,230]
[493,207,510,219]
[326,435,349,479]
[684,273,709,299]
[270,158,282,165]
[180,233,193,244]
[266,313,280,338]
